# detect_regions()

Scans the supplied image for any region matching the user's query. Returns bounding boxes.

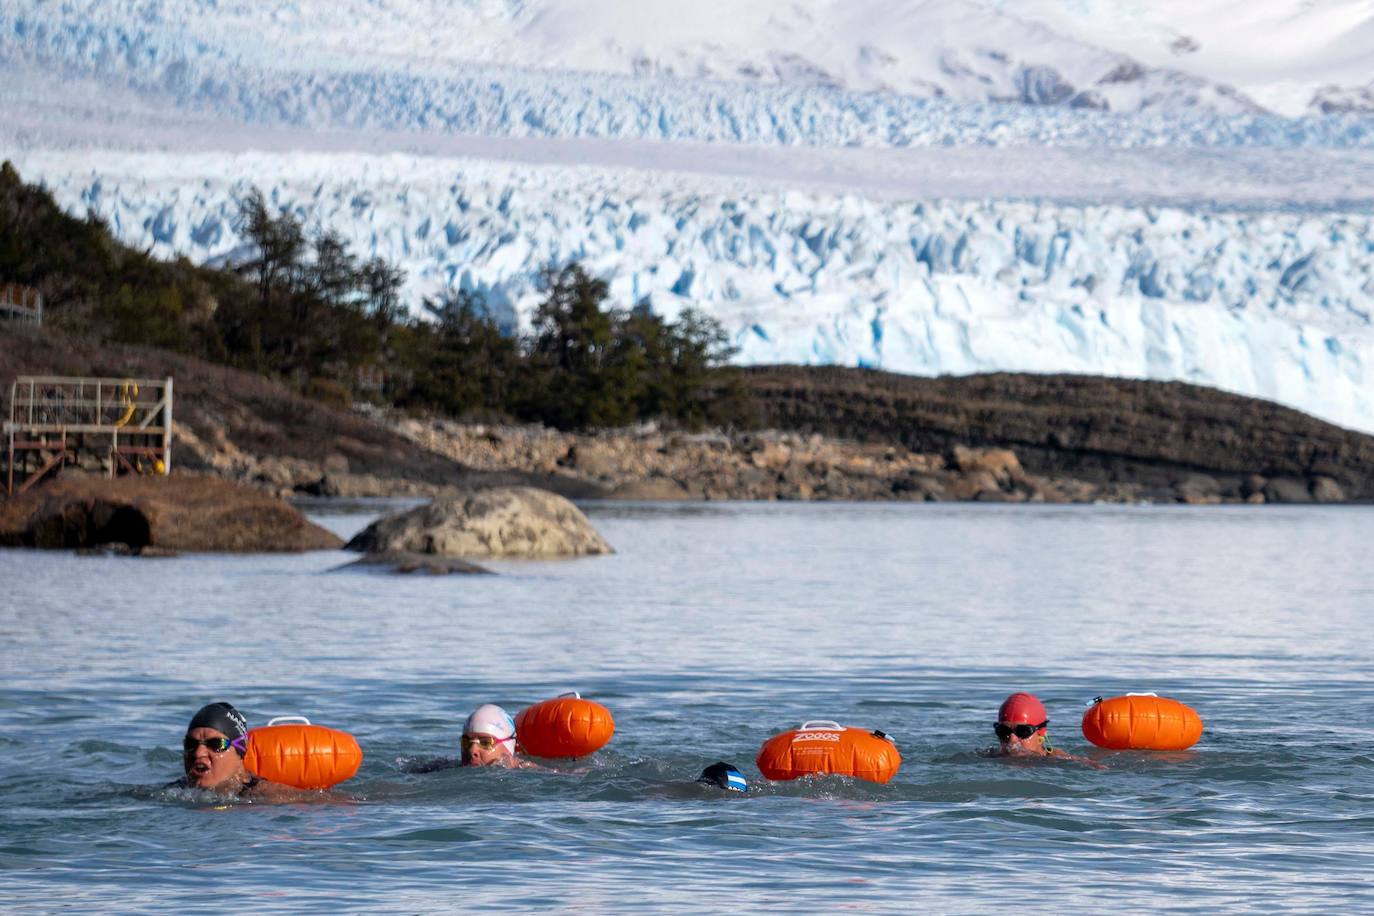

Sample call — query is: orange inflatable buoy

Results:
[243,716,363,789]
[515,692,615,758]
[756,720,901,784]
[1081,694,1203,750]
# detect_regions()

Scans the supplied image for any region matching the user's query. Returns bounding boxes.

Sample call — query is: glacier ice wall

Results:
[19,151,1374,433]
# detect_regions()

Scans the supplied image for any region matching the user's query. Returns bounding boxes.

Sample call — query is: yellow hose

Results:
[115,380,137,428]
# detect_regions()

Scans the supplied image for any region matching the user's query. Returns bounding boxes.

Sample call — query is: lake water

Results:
[2,502,1372,911]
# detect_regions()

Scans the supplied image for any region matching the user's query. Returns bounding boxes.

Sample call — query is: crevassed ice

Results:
[23,150,1372,433]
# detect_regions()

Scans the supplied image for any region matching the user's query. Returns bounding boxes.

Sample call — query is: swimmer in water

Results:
[403,703,539,773]
[460,704,530,768]
[697,761,748,792]
[993,692,1099,766]
[178,702,302,799]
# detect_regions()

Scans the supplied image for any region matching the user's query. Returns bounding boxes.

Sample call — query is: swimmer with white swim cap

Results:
[461,704,521,768]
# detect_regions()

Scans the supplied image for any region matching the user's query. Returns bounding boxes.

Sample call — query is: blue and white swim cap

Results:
[463,704,516,741]
[698,761,748,792]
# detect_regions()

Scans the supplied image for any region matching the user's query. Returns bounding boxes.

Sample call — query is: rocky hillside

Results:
[3,325,1373,504]
[738,366,1374,501]
[0,324,603,499]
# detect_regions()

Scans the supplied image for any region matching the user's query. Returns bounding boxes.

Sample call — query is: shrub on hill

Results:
[0,162,744,431]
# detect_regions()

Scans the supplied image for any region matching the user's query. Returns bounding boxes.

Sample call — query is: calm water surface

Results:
[1,502,1371,912]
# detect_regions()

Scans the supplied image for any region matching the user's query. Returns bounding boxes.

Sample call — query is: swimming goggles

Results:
[183,736,245,754]
[460,734,514,750]
[994,721,1048,741]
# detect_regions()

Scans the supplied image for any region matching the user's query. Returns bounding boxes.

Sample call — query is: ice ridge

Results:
[20,150,1373,433]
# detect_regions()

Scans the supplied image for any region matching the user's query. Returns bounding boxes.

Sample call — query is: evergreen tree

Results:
[526,265,642,428]
[403,289,521,416]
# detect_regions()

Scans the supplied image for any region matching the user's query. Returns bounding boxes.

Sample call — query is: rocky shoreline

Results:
[386,417,1356,504]
[4,327,1370,507]
[182,410,1351,506]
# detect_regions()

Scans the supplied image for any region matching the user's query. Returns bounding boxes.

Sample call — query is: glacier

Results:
[4,0,1374,435]
[15,149,1373,433]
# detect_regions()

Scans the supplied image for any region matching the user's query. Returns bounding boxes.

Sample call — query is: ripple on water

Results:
[1,503,1373,909]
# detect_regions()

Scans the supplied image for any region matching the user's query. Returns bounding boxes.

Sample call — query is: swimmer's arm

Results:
[1048,747,1106,769]
[242,778,319,802]
[404,757,459,774]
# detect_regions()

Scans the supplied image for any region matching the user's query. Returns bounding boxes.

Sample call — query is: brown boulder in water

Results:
[0,474,343,553]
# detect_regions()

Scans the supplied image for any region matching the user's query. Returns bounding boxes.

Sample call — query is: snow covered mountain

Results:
[1001,0,1374,116]
[3,1,1374,430]
[5,0,1370,119]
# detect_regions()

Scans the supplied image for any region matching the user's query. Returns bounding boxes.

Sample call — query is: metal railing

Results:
[0,284,43,325]
[4,376,174,495]
[7,376,171,433]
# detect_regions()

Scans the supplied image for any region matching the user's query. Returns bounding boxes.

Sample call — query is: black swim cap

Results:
[698,761,747,792]
[187,702,248,754]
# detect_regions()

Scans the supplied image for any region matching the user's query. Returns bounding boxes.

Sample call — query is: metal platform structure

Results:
[3,376,173,497]
[0,284,43,325]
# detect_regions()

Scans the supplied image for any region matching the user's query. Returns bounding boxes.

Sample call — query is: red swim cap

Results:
[998,692,1047,725]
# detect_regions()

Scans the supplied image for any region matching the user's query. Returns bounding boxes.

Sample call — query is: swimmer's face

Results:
[996,722,1047,755]
[183,727,246,789]
[460,733,515,767]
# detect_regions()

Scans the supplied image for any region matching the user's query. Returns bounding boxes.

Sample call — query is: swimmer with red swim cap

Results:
[993,693,1098,766]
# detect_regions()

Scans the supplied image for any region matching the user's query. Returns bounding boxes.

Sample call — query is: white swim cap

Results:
[463,704,516,741]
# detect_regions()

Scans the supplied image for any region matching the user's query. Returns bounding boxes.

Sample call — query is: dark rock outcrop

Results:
[0,474,342,552]
[607,476,693,500]
[737,367,1374,501]
[334,552,493,575]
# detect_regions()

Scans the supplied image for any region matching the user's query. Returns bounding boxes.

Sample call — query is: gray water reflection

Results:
[1,502,1371,910]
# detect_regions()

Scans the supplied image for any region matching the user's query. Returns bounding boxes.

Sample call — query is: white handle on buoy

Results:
[266,715,312,726]
[557,691,582,699]
[1086,692,1159,707]
[800,720,843,731]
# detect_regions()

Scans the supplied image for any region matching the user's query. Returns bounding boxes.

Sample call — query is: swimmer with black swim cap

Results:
[179,702,301,797]
[182,702,251,792]
[698,761,748,792]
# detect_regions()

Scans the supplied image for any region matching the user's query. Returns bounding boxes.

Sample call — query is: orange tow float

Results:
[1081,694,1203,751]
[515,692,615,758]
[756,720,901,784]
[243,716,363,789]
